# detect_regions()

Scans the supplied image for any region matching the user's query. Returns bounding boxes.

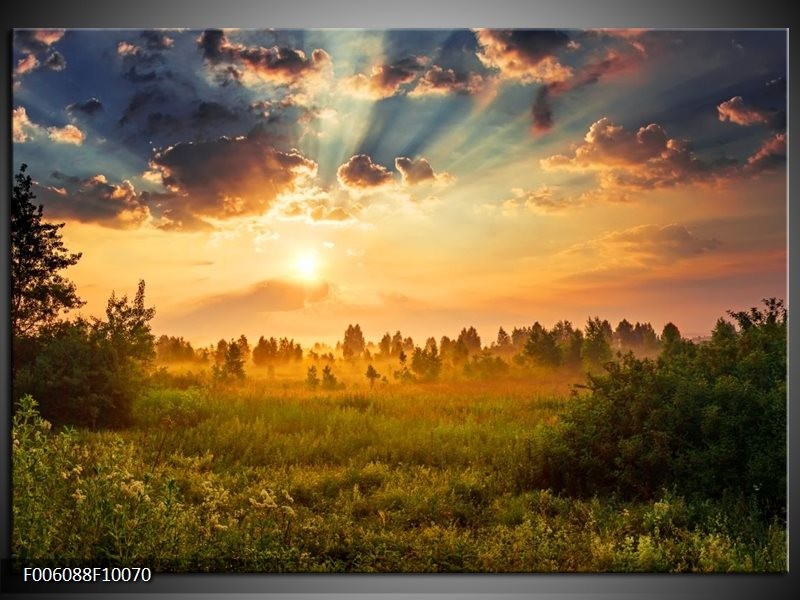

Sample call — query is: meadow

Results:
[13,351,786,572]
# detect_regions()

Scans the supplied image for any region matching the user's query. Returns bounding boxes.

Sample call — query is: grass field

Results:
[12,360,786,572]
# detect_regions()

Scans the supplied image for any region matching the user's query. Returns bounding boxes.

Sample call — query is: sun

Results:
[294,252,320,281]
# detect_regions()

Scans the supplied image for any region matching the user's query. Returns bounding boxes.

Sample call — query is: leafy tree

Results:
[11,164,83,349]
[321,364,340,390]
[411,344,442,382]
[214,339,229,366]
[552,320,582,367]
[457,326,482,355]
[343,324,366,360]
[14,281,156,428]
[582,317,613,367]
[496,326,512,350]
[511,326,531,350]
[390,331,404,356]
[306,365,320,389]
[212,338,245,382]
[524,322,560,366]
[365,364,381,388]
[236,334,251,363]
[613,318,635,350]
[464,351,509,379]
[378,333,392,358]
[660,322,682,358]
[530,298,786,519]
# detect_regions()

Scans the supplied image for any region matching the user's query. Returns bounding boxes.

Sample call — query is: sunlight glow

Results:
[294,252,320,281]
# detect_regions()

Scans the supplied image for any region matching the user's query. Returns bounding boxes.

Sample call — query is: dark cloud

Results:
[532,86,553,132]
[14,29,65,53]
[394,156,452,186]
[475,29,572,83]
[119,87,170,126]
[148,126,318,222]
[410,65,485,96]
[43,51,66,71]
[343,56,427,99]
[197,29,331,85]
[337,155,394,188]
[13,30,67,79]
[34,172,151,228]
[117,33,174,82]
[532,49,642,132]
[192,101,240,126]
[139,30,175,50]
[67,97,104,117]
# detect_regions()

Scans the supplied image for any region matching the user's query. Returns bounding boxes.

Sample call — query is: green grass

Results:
[11,366,787,572]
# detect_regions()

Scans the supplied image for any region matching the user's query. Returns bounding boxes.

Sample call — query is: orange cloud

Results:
[475,29,573,84]
[12,106,42,142]
[197,29,331,88]
[337,155,394,189]
[717,96,770,126]
[47,123,85,145]
[541,118,734,194]
[745,133,786,174]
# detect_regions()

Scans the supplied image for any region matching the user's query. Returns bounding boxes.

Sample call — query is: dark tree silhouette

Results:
[365,364,380,388]
[343,324,366,359]
[11,164,84,339]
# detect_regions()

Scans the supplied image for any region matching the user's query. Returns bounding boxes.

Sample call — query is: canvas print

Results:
[11,28,786,572]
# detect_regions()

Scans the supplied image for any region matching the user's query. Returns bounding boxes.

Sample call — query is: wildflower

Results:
[72,489,86,504]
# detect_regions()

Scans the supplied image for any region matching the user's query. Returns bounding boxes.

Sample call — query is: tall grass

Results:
[12,363,786,572]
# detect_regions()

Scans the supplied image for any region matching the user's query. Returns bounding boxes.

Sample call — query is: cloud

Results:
[533,48,643,133]
[66,97,104,117]
[409,65,486,96]
[119,87,171,126]
[146,125,318,224]
[341,56,427,99]
[15,53,39,75]
[12,106,43,142]
[475,29,572,84]
[563,223,719,266]
[47,124,85,145]
[744,133,786,174]
[495,186,578,215]
[197,29,331,87]
[717,96,784,130]
[117,34,172,82]
[337,154,394,189]
[541,118,734,193]
[13,29,67,80]
[34,172,151,228]
[394,157,453,186]
[14,29,65,53]
[172,278,331,326]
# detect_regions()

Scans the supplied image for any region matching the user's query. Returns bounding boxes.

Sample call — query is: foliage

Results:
[581,317,613,368]
[14,281,156,429]
[253,336,303,366]
[365,365,381,388]
[342,324,366,360]
[410,344,442,382]
[11,164,84,341]
[529,299,786,521]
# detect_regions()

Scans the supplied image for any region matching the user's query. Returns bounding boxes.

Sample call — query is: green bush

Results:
[529,299,786,520]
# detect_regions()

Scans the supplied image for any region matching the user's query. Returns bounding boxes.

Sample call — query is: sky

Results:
[11,28,787,348]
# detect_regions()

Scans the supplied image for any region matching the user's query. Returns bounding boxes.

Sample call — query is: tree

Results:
[343,324,366,360]
[457,326,482,355]
[411,344,442,382]
[524,322,560,366]
[582,317,613,367]
[496,326,512,350]
[306,365,320,389]
[11,164,84,341]
[321,364,340,390]
[378,333,392,358]
[14,281,156,429]
[365,364,380,388]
